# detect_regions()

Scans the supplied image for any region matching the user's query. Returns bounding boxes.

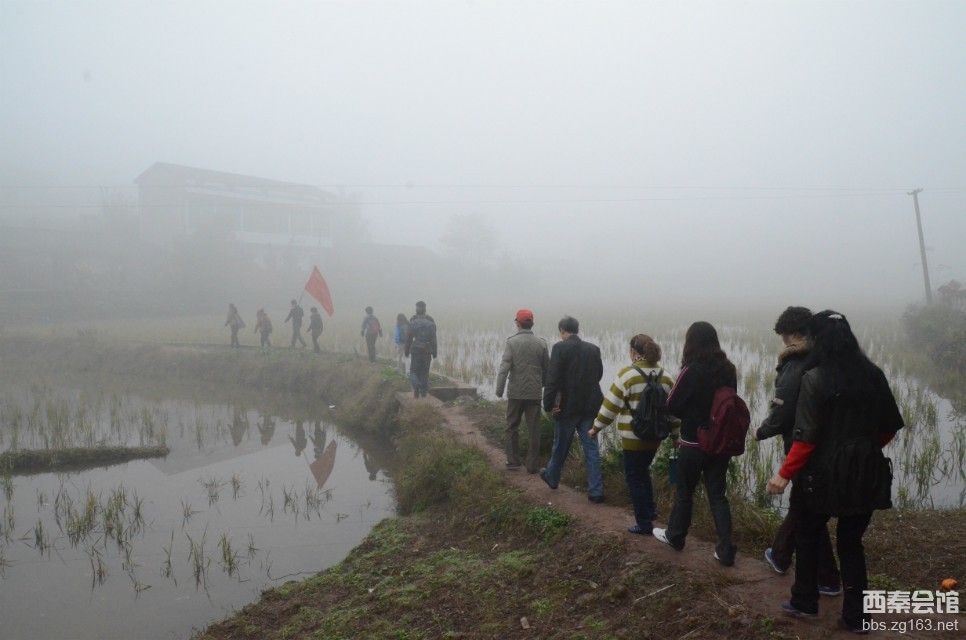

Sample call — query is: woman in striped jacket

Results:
[589,334,677,535]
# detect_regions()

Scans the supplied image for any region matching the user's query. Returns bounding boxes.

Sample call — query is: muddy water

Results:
[0,387,395,640]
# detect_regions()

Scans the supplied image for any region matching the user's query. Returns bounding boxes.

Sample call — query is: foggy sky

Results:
[2,1,965,309]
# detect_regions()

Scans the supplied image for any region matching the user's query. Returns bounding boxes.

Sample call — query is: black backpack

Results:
[409,317,434,351]
[629,366,673,442]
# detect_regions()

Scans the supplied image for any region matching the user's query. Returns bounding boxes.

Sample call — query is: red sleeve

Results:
[879,431,897,447]
[779,441,816,480]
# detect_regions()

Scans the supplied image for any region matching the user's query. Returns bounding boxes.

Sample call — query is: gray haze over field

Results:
[2,1,965,310]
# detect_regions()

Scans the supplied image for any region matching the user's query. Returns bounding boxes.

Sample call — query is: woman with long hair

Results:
[653,321,739,566]
[589,334,677,535]
[766,310,903,633]
[394,313,410,373]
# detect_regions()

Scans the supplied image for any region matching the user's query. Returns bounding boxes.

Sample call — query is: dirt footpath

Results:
[408,393,957,640]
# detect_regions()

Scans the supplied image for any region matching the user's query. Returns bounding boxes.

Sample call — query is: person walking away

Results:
[756,307,842,595]
[539,315,605,503]
[766,310,903,633]
[308,307,324,353]
[653,321,739,566]
[285,299,307,349]
[590,334,677,534]
[254,308,273,348]
[495,309,550,473]
[225,303,245,348]
[394,313,410,373]
[360,306,383,363]
[405,301,437,398]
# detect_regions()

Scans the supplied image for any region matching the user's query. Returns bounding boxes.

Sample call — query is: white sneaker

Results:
[653,527,674,548]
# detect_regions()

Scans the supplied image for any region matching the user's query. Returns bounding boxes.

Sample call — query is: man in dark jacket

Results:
[285,299,307,349]
[756,307,841,594]
[308,307,324,353]
[405,301,437,398]
[539,315,605,502]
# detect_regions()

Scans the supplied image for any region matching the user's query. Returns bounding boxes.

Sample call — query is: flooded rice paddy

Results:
[0,384,394,640]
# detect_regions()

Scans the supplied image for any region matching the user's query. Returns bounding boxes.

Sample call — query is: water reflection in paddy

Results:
[0,385,395,640]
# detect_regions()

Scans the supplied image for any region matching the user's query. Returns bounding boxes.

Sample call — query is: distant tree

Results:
[440,213,498,268]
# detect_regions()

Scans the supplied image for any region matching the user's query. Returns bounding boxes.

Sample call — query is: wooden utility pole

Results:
[908,188,933,304]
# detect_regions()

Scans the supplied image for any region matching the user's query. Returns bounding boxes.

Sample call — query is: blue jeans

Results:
[543,415,603,498]
[623,448,657,529]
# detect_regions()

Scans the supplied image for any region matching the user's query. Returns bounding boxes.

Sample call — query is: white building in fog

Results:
[135,162,335,270]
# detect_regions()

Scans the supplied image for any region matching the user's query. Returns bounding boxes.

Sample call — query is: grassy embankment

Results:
[1,331,961,639]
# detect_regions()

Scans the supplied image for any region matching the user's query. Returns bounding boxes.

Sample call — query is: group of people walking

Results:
[495,307,903,634]
[225,300,325,352]
[224,298,438,399]
[363,302,439,398]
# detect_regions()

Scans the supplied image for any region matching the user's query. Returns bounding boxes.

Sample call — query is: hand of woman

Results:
[766,473,789,495]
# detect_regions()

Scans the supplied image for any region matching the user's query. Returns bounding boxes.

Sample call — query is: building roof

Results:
[134,162,333,201]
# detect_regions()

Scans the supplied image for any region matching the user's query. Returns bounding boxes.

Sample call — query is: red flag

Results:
[304,266,334,316]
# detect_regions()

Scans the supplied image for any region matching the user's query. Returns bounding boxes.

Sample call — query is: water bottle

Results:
[668,447,679,485]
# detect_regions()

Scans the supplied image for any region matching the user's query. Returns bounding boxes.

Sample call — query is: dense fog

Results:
[2,2,965,321]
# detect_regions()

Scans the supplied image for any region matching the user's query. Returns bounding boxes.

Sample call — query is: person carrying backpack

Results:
[360,306,383,364]
[405,301,437,397]
[653,321,741,567]
[254,308,273,348]
[589,334,678,535]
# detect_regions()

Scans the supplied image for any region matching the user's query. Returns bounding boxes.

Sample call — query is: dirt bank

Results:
[427,395,963,639]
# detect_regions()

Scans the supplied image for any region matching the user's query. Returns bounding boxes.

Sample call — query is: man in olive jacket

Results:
[496,309,550,473]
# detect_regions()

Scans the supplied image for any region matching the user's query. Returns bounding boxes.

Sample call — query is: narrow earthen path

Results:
[402,391,953,639]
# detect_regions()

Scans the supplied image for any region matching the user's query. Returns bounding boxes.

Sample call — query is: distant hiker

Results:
[589,334,677,535]
[540,315,605,503]
[405,300,437,398]
[225,303,245,348]
[360,306,383,363]
[254,308,273,348]
[654,321,739,566]
[285,299,307,349]
[495,309,549,473]
[394,313,410,373]
[308,307,324,353]
[756,307,841,594]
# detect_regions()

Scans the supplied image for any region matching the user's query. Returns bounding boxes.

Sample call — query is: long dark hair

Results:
[803,310,877,396]
[681,321,736,387]
[396,313,408,326]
